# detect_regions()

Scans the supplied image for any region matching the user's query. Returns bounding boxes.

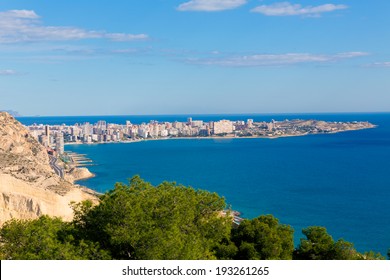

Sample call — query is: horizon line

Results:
[13,111,390,118]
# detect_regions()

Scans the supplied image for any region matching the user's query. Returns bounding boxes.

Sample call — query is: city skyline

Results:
[1,1,389,116]
[27,116,374,150]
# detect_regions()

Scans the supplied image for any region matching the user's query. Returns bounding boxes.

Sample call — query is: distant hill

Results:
[0,112,97,226]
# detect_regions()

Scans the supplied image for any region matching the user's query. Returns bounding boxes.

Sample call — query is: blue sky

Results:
[0,0,389,116]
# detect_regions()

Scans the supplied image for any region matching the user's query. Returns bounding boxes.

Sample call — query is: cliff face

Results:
[0,112,97,225]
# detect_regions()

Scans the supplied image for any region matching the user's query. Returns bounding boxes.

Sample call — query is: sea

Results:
[17,113,390,255]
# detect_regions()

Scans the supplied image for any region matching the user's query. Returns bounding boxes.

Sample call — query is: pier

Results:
[66,152,94,167]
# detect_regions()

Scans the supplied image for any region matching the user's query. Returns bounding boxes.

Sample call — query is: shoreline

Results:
[64,125,377,146]
[65,166,96,184]
[73,171,96,184]
[64,125,377,187]
[63,152,96,185]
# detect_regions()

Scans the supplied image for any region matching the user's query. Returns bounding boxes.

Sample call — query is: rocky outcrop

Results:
[0,112,98,225]
[65,167,95,184]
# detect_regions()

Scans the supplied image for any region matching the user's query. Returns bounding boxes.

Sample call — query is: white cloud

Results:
[5,9,39,19]
[251,2,348,17]
[104,33,148,42]
[0,10,148,43]
[177,0,247,12]
[185,52,368,67]
[0,69,18,75]
[366,62,390,68]
[334,52,368,58]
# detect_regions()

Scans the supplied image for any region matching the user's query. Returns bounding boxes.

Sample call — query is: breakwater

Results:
[66,152,94,167]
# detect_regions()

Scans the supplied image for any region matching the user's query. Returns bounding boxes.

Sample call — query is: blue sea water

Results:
[18,113,390,255]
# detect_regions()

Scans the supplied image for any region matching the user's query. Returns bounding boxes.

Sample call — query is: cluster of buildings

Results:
[27,118,255,153]
[34,125,65,155]
[26,117,373,155]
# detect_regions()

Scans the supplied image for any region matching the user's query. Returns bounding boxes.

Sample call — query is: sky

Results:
[0,0,389,116]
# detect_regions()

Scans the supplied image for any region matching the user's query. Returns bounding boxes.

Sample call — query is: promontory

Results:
[0,112,97,226]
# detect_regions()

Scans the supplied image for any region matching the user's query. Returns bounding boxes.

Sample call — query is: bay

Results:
[18,113,390,255]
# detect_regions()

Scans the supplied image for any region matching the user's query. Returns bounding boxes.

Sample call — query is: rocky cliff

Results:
[65,167,95,184]
[0,112,98,225]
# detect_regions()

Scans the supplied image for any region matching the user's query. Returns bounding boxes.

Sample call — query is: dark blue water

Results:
[16,112,382,126]
[18,113,390,255]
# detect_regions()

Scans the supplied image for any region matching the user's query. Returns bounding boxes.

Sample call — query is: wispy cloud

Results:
[0,10,148,43]
[185,52,368,67]
[177,0,247,12]
[366,62,390,68]
[251,2,348,17]
[0,69,19,75]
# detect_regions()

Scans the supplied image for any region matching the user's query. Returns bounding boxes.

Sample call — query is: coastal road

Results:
[49,155,64,178]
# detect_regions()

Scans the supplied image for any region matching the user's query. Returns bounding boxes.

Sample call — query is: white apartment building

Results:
[213,120,234,134]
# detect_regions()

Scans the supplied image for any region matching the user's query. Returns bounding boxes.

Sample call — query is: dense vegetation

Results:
[0,176,387,260]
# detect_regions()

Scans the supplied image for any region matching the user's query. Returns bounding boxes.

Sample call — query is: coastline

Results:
[63,125,377,187]
[65,166,96,184]
[63,124,377,187]
[60,118,390,255]
[64,124,377,146]
[63,152,96,185]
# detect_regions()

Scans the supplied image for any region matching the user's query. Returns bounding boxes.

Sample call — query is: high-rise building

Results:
[45,125,50,136]
[82,122,93,136]
[168,128,179,136]
[191,120,203,127]
[247,119,254,128]
[173,121,183,129]
[97,120,107,130]
[44,125,51,147]
[71,126,80,137]
[213,120,234,135]
[55,132,64,154]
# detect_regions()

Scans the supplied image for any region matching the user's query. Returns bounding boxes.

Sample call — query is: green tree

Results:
[72,175,232,260]
[231,214,294,260]
[213,238,238,260]
[0,216,110,260]
[333,239,360,260]
[294,226,336,260]
[292,226,382,260]
[357,251,385,260]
